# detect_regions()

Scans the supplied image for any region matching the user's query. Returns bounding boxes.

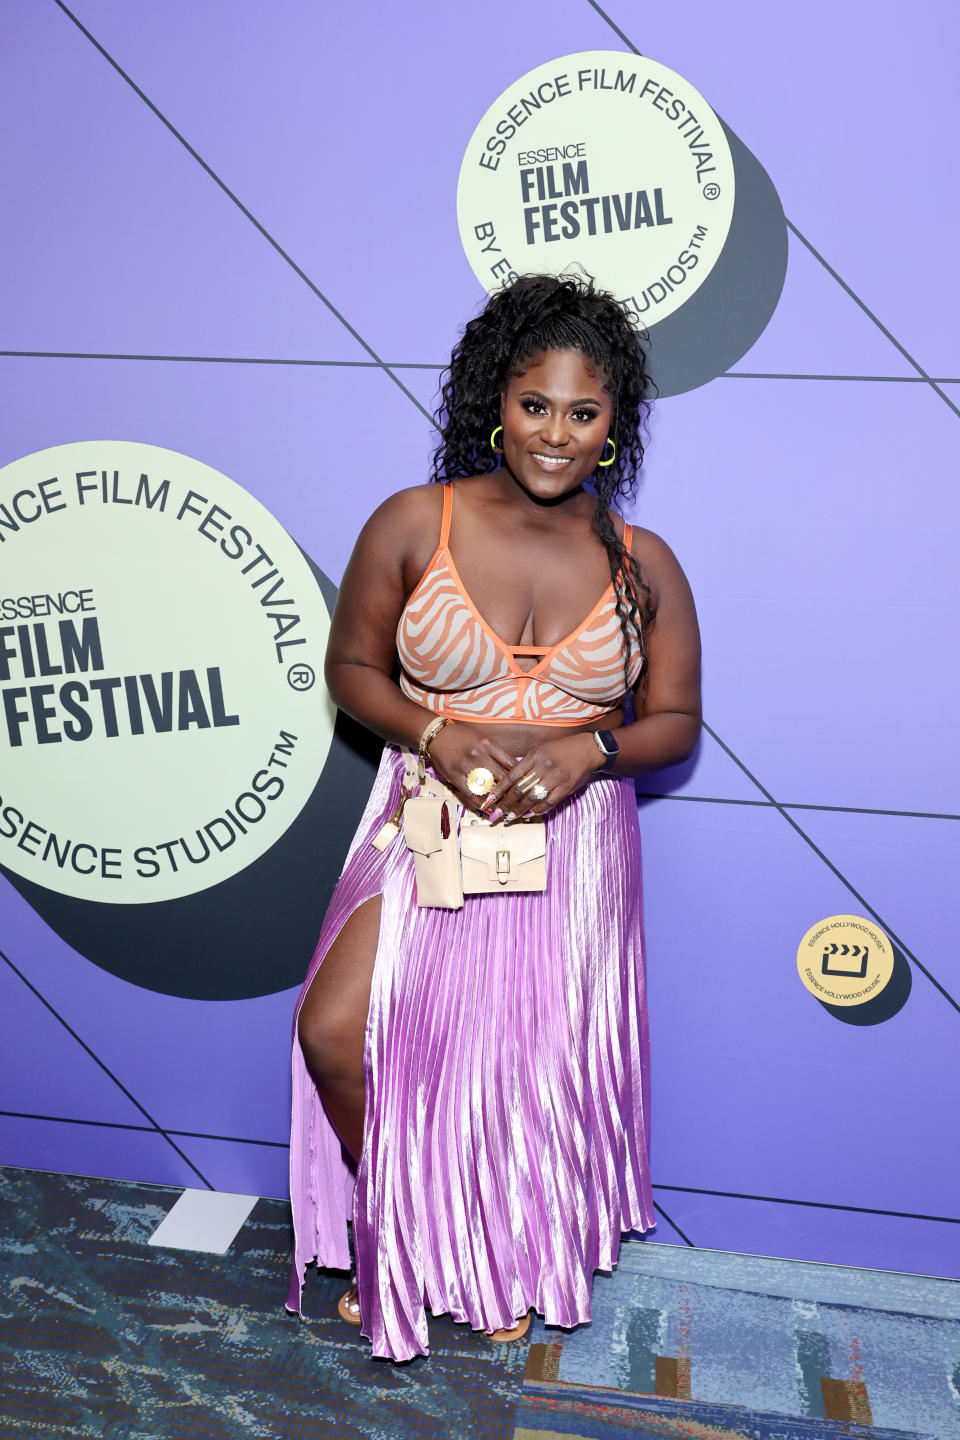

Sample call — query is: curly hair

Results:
[431,272,656,694]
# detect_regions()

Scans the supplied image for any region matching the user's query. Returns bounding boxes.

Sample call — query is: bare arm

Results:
[323,487,441,750]
[607,526,702,777]
[324,486,518,801]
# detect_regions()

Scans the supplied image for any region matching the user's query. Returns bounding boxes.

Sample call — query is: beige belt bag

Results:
[460,813,546,896]
[385,748,547,909]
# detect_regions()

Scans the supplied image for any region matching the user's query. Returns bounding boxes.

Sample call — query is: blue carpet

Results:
[0,1166,525,1438]
[518,1245,960,1439]
[2,1166,958,1439]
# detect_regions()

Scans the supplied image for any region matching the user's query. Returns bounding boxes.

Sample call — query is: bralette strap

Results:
[439,482,453,547]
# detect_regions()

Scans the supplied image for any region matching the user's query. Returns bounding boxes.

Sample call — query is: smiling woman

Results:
[288,273,701,1360]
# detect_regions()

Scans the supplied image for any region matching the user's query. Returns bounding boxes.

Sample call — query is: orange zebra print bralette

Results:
[396,483,644,725]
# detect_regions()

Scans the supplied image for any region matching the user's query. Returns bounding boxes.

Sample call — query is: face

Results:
[499,347,613,501]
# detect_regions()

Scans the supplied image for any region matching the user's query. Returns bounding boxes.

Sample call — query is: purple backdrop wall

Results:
[2,0,958,1281]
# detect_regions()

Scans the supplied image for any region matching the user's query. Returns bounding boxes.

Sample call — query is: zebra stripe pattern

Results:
[396,487,643,725]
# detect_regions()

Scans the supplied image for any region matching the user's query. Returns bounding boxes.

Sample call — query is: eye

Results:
[572,407,600,424]
[520,398,547,415]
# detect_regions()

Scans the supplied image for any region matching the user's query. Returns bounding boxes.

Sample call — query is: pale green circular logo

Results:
[0,441,334,902]
[457,50,735,325]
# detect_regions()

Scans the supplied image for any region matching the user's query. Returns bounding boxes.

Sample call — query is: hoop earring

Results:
[490,425,504,455]
[597,438,616,468]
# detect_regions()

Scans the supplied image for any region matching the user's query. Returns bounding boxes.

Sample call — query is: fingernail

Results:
[487,808,503,823]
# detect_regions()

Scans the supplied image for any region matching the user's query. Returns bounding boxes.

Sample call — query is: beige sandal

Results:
[337,1278,362,1325]
[486,1311,531,1343]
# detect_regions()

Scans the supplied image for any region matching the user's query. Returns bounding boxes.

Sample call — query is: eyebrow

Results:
[518,388,603,406]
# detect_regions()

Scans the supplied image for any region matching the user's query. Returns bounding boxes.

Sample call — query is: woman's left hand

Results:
[483,732,603,822]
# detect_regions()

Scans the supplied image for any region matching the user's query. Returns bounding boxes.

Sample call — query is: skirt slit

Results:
[288,743,655,1361]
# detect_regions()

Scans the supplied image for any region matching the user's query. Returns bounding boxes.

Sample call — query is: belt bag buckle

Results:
[460,815,547,894]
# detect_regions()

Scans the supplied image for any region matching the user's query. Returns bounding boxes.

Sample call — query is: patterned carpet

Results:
[517,1245,960,1438]
[1,1166,958,1439]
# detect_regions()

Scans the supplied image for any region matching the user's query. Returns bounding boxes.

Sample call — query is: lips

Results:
[530,452,573,473]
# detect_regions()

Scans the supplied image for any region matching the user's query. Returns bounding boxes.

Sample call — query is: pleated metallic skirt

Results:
[287,743,654,1361]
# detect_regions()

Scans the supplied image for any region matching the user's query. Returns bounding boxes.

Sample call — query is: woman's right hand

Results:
[425,721,517,814]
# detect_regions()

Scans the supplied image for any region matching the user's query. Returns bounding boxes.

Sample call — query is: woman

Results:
[288,272,701,1361]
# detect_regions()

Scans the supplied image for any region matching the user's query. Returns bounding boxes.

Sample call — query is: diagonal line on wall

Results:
[0,349,443,370]
[0,1109,156,1134]
[785,222,960,420]
[4,351,960,386]
[7,1109,955,1227]
[652,1199,695,1246]
[654,1183,960,1227]
[786,800,960,821]
[702,724,960,1016]
[169,1128,287,1149]
[49,0,432,423]
[0,1109,289,1150]
[580,2,960,1016]
[583,4,960,422]
[725,372,960,384]
[0,949,214,1188]
[637,793,960,823]
[585,0,640,53]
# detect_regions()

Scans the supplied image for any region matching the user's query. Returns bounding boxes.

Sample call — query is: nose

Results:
[539,410,570,450]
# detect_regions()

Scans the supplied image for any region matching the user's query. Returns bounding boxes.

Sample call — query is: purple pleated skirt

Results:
[287,743,654,1361]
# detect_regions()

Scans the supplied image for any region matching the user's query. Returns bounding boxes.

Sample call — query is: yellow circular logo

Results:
[457,50,735,325]
[0,441,335,903]
[796,915,895,1006]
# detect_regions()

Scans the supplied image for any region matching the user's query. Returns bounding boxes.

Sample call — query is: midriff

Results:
[440,708,626,757]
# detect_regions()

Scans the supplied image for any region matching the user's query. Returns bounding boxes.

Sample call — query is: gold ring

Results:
[516,772,541,795]
[466,766,497,796]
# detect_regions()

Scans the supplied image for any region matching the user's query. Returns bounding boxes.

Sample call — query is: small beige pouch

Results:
[403,796,464,909]
[460,813,547,894]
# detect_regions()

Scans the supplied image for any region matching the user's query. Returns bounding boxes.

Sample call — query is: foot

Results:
[337,1281,362,1325]
[486,1311,531,1343]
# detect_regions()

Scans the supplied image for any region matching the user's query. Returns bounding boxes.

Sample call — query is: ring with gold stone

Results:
[516,772,542,796]
[466,766,497,797]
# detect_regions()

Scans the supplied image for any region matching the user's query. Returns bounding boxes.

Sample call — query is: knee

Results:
[297,1001,363,1088]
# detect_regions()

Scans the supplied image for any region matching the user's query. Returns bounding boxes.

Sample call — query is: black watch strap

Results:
[594,729,619,770]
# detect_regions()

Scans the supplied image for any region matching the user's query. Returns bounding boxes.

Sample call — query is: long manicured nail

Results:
[487,808,503,823]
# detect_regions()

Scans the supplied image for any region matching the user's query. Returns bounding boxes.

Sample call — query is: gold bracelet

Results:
[417,715,450,783]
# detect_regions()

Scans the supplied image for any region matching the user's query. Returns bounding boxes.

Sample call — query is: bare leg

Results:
[297,892,526,1339]
[296,894,381,1165]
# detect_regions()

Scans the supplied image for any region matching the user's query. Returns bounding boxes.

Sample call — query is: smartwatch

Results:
[593,729,619,771]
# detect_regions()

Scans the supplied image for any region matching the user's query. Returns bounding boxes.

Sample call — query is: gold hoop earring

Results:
[490,425,504,455]
[597,438,616,468]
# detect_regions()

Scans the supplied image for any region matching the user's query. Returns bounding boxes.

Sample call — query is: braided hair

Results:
[431,272,656,694]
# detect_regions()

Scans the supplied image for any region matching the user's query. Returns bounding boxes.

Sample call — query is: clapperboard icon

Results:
[821,942,869,979]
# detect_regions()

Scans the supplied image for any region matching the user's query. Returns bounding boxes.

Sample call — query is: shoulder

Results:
[624,524,695,609]
[352,483,444,554]
[626,523,684,569]
[348,483,447,589]
[360,482,444,537]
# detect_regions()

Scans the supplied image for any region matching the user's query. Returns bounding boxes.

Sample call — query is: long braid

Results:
[592,493,653,698]
[433,272,656,698]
